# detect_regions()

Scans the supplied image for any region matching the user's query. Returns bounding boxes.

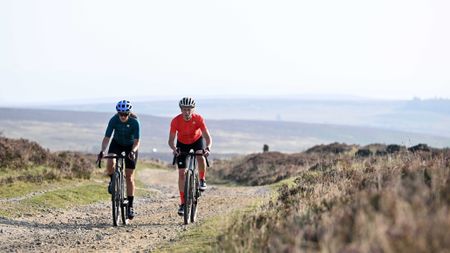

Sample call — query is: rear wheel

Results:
[111,172,120,226]
[183,170,192,225]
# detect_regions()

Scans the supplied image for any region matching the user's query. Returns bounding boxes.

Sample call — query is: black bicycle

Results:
[98,152,128,226]
[173,149,210,225]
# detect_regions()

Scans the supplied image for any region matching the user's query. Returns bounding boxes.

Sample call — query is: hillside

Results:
[1,108,450,158]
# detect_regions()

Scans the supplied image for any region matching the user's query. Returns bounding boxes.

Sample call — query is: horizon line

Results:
[3,94,450,107]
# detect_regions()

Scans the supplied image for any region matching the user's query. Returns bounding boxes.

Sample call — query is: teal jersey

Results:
[105,114,140,146]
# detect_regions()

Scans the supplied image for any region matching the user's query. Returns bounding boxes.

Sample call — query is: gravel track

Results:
[0,168,269,252]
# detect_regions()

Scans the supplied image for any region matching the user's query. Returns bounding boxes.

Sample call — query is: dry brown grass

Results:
[210,143,358,186]
[211,152,308,185]
[216,146,450,253]
[0,137,96,183]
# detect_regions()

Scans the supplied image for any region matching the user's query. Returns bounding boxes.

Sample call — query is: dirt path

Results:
[0,168,269,252]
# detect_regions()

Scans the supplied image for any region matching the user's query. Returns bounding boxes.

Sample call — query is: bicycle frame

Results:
[173,149,209,225]
[101,152,128,226]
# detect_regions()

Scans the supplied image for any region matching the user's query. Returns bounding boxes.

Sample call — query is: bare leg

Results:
[106,158,114,176]
[178,168,185,192]
[197,156,206,178]
[125,169,135,197]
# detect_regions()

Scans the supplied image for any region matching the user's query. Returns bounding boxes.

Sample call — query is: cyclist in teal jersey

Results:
[98,100,141,220]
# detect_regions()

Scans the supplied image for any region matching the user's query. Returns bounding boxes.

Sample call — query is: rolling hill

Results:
[1,107,449,159]
[37,97,450,138]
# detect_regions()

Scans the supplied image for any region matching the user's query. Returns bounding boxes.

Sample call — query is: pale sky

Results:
[1,0,449,105]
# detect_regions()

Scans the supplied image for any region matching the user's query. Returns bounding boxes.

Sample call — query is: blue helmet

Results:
[116,100,132,112]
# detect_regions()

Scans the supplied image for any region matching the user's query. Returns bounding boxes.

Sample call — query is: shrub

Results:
[305,142,357,154]
[0,137,95,182]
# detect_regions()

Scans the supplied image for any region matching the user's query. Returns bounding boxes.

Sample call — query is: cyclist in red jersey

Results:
[168,97,212,216]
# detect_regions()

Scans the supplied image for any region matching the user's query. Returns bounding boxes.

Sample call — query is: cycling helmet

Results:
[179,97,196,108]
[116,100,132,112]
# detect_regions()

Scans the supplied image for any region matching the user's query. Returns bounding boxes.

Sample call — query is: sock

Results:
[180,191,185,204]
[199,171,206,180]
[128,196,134,207]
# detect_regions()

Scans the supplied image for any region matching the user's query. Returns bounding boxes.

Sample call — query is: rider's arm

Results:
[132,119,141,153]
[202,128,212,150]
[168,132,177,152]
[101,137,110,153]
[131,139,140,153]
[198,115,212,150]
[102,116,116,153]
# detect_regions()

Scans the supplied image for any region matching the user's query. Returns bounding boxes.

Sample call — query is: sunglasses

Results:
[119,112,130,117]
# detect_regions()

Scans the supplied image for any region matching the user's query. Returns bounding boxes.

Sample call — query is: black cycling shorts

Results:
[108,139,138,169]
[176,137,205,169]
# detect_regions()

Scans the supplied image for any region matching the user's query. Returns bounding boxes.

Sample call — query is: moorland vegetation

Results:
[211,143,450,252]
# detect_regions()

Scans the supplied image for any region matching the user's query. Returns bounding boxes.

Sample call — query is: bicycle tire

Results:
[120,171,127,225]
[190,172,198,223]
[111,172,120,226]
[183,170,192,225]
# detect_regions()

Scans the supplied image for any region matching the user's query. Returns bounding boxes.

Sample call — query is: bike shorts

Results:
[108,139,138,169]
[176,137,205,169]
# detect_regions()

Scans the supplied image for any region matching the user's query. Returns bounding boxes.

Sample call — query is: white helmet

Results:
[116,100,132,112]
[179,97,196,108]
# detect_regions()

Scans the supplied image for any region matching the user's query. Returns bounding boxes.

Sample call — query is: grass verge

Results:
[156,215,225,253]
[269,176,298,190]
[155,199,265,253]
[0,180,70,199]
[0,180,109,218]
[154,178,290,253]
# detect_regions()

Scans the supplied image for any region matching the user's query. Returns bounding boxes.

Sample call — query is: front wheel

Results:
[111,172,120,226]
[183,170,192,225]
[190,173,199,223]
[119,173,127,225]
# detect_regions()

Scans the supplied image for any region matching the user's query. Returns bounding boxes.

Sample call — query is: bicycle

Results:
[97,152,128,226]
[173,149,210,225]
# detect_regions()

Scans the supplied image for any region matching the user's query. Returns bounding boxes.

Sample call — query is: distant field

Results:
[49,98,450,138]
[1,107,450,157]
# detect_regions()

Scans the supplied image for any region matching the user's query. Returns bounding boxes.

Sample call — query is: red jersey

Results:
[170,113,207,144]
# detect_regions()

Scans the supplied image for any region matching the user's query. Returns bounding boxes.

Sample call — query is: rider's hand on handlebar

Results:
[172,148,180,156]
[204,147,211,157]
[128,151,136,161]
[96,151,105,168]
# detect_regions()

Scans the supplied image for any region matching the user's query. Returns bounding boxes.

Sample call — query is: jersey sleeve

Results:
[104,117,115,137]
[134,119,141,139]
[198,115,207,131]
[170,118,177,134]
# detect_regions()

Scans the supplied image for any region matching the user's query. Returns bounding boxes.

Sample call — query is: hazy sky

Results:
[1,0,449,105]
